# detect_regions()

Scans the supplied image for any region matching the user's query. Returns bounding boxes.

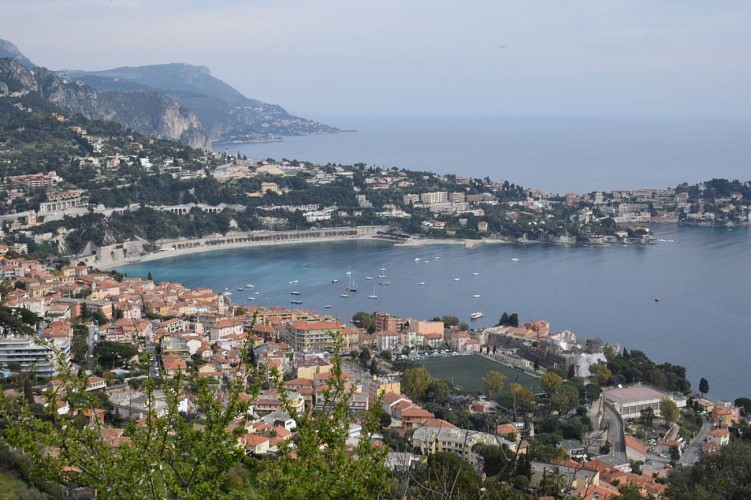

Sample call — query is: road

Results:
[679,417,712,466]
[603,403,627,461]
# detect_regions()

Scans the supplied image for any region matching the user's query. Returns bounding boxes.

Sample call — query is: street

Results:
[679,416,712,466]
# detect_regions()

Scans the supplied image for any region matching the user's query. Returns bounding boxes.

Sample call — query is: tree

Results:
[359,348,371,364]
[640,406,655,425]
[402,367,431,400]
[699,377,709,397]
[660,397,679,424]
[1,323,261,497]
[93,341,138,368]
[369,357,378,376]
[667,441,751,499]
[426,380,451,404]
[482,370,507,398]
[540,371,564,395]
[735,397,751,416]
[441,315,459,327]
[147,271,153,281]
[589,361,612,385]
[352,311,376,333]
[497,312,510,326]
[257,334,389,498]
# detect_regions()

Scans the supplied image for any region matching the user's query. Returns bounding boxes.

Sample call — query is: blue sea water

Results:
[121,115,751,400]
[217,114,751,195]
[117,224,751,401]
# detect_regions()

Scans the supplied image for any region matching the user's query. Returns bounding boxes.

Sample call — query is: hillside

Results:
[0,58,208,148]
[0,39,339,147]
[62,63,340,143]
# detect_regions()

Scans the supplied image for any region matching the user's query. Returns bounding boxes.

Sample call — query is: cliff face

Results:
[62,63,340,143]
[0,58,210,149]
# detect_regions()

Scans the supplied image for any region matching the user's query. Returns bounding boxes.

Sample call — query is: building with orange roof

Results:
[711,402,740,428]
[707,428,730,446]
[285,319,345,352]
[624,435,648,462]
[238,434,270,455]
[570,482,620,500]
[401,407,435,429]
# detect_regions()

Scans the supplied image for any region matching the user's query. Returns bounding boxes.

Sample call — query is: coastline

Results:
[98,234,378,270]
[97,233,514,270]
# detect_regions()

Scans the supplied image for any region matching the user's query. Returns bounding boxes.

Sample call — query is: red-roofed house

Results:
[624,435,648,462]
[238,434,270,455]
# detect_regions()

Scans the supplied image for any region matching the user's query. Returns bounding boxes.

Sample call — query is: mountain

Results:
[0,39,338,147]
[61,63,339,143]
[0,58,208,148]
[0,39,35,68]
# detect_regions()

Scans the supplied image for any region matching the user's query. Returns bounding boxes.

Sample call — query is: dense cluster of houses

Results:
[0,255,744,497]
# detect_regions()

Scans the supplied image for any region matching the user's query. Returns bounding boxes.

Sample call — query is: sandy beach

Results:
[97,232,512,270]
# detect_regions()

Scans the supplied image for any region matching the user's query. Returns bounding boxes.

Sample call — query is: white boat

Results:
[472,294,481,298]
[454,277,460,281]
[238,287,243,291]
[418,282,425,286]
[472,272,479,276]
[246,282,255,288]
[290,299,303,305]
[511,257,519,262]
[368,286,378,299]
[470,311,484,320]
[346,274,357,292]
[365,276,373,280]
[380,265,387,271]
[414,257,421,261]
[340,293,349,298]
[254,291,260,295]
[290,290,301,295]
[324,305,332,309]
[331,279,339,283]
[379,281,391,285]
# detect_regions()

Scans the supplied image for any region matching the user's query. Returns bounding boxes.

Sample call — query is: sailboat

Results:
[346,273,357,293]
[368,285,378,300]
[470,311,484,320]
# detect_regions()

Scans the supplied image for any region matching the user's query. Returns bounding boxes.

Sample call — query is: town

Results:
[1,106,750,269]
[0,254,745,498]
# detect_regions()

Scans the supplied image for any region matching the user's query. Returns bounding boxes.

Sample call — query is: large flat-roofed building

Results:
[0,336,68,377]
[602,384,686,420]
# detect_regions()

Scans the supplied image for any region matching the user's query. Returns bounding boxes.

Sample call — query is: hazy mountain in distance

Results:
[0,39,36,68]
[0,58,208,148]
[0,39,338,147]
[61,63,339,143]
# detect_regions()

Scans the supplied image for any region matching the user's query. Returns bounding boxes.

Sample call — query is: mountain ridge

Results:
[0,39,338,147]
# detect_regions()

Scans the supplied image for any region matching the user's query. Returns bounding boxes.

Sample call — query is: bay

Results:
[217,114,751,195]
[117,224,751,402]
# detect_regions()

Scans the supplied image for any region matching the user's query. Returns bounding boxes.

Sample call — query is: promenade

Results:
[92,226,390,269]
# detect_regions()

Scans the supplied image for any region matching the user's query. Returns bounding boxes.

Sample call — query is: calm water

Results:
[218,114,751,195]
[117,225,751,401]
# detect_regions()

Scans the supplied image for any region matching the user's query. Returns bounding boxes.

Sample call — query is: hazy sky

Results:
[4,0,751,118]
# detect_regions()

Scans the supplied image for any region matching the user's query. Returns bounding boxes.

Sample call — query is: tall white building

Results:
[0,335,69,376]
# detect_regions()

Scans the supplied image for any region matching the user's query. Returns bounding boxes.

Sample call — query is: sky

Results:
[3,0,751,119]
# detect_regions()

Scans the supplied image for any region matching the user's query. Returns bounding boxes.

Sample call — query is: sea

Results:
[121,115,751,401]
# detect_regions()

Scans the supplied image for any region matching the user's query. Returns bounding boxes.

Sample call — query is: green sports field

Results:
[418,355,542,395]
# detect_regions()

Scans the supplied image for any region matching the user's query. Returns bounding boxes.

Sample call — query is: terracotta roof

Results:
[624,435,648,455]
